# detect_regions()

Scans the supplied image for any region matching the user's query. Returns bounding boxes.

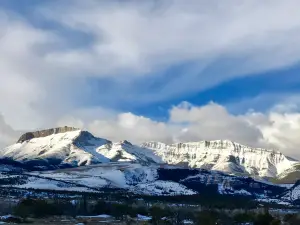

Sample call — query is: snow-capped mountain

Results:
[0,127,298,180]
[142,141,298,178]
[0,127,161,170]
[0,128,110,168]
[0,127,298,203]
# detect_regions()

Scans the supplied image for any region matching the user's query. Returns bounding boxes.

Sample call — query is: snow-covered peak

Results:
[0,129,111,167]
[143,139,282,154]
[141,140,298,178]
[0,128,161,169]
[97,140,163,164]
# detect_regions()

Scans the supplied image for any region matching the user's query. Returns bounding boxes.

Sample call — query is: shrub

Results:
[92,200,110,215]
[168,209,185,225]
[110,203,135,219]
[92,200,138,220]
[14,199,64,218]
[233,212,256,224]
[194,210,219,225]
[149,206,166,225]
[283,213,300,225]
[254,210,277,225]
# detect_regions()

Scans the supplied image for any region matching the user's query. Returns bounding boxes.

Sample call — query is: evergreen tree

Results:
[254,209,275,225]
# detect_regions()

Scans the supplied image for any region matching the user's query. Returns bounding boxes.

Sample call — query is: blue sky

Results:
[1,0,300,158]
[83,58,300,122]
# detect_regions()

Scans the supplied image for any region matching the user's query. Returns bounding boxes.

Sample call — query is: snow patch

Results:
[133,180,197,196]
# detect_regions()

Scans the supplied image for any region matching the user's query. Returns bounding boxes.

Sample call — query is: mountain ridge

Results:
[142,140,298,178]
[0,127,298,180]
[17,126,80,143]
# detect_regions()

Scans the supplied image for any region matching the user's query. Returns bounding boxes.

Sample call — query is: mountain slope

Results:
[0,163,288,200]
[141,140,298,178]
[273,163,300,184]
[280,180,300,204]
[97,140,163,164]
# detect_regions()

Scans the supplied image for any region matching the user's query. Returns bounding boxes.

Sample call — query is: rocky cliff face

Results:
[17,126,79,143]
[141,140,298,178]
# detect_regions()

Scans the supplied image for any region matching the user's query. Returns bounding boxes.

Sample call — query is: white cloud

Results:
[0,10,62,129]
[0,114,20,148]
[2,0,292,112]
[2,0,300,160]
[169,102,300,159]
[89,113,173,143]
[245,111,300,158]
[1,1,300,128]
[43,1,300,87]
[3,95,300,160]
[58,110,174,144]
[54,101,300,159]
[169,102,265,146]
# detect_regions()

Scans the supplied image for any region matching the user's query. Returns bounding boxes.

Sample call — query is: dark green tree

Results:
[254,210,275,225]
[14,199,63,218]
[149,206,168,225]
[233,212,256,224]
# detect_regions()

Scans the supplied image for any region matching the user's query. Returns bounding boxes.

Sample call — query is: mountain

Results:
[0,127,162,170]
[0,127,299,204]
[0,128,110,169]
[0,127,298,181]
[142,140,298,178]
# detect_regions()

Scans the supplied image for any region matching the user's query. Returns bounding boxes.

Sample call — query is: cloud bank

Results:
[1,1,300,159]
[54,101,300,159]
[2,98,300,159]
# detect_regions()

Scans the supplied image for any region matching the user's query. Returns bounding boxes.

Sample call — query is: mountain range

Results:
[0,126,297,180]
[0,126,300,204]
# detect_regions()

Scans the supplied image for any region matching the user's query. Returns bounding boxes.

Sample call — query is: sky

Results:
[1,0,300,158]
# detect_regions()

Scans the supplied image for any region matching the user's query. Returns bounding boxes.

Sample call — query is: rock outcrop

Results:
[17,126,79,143]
